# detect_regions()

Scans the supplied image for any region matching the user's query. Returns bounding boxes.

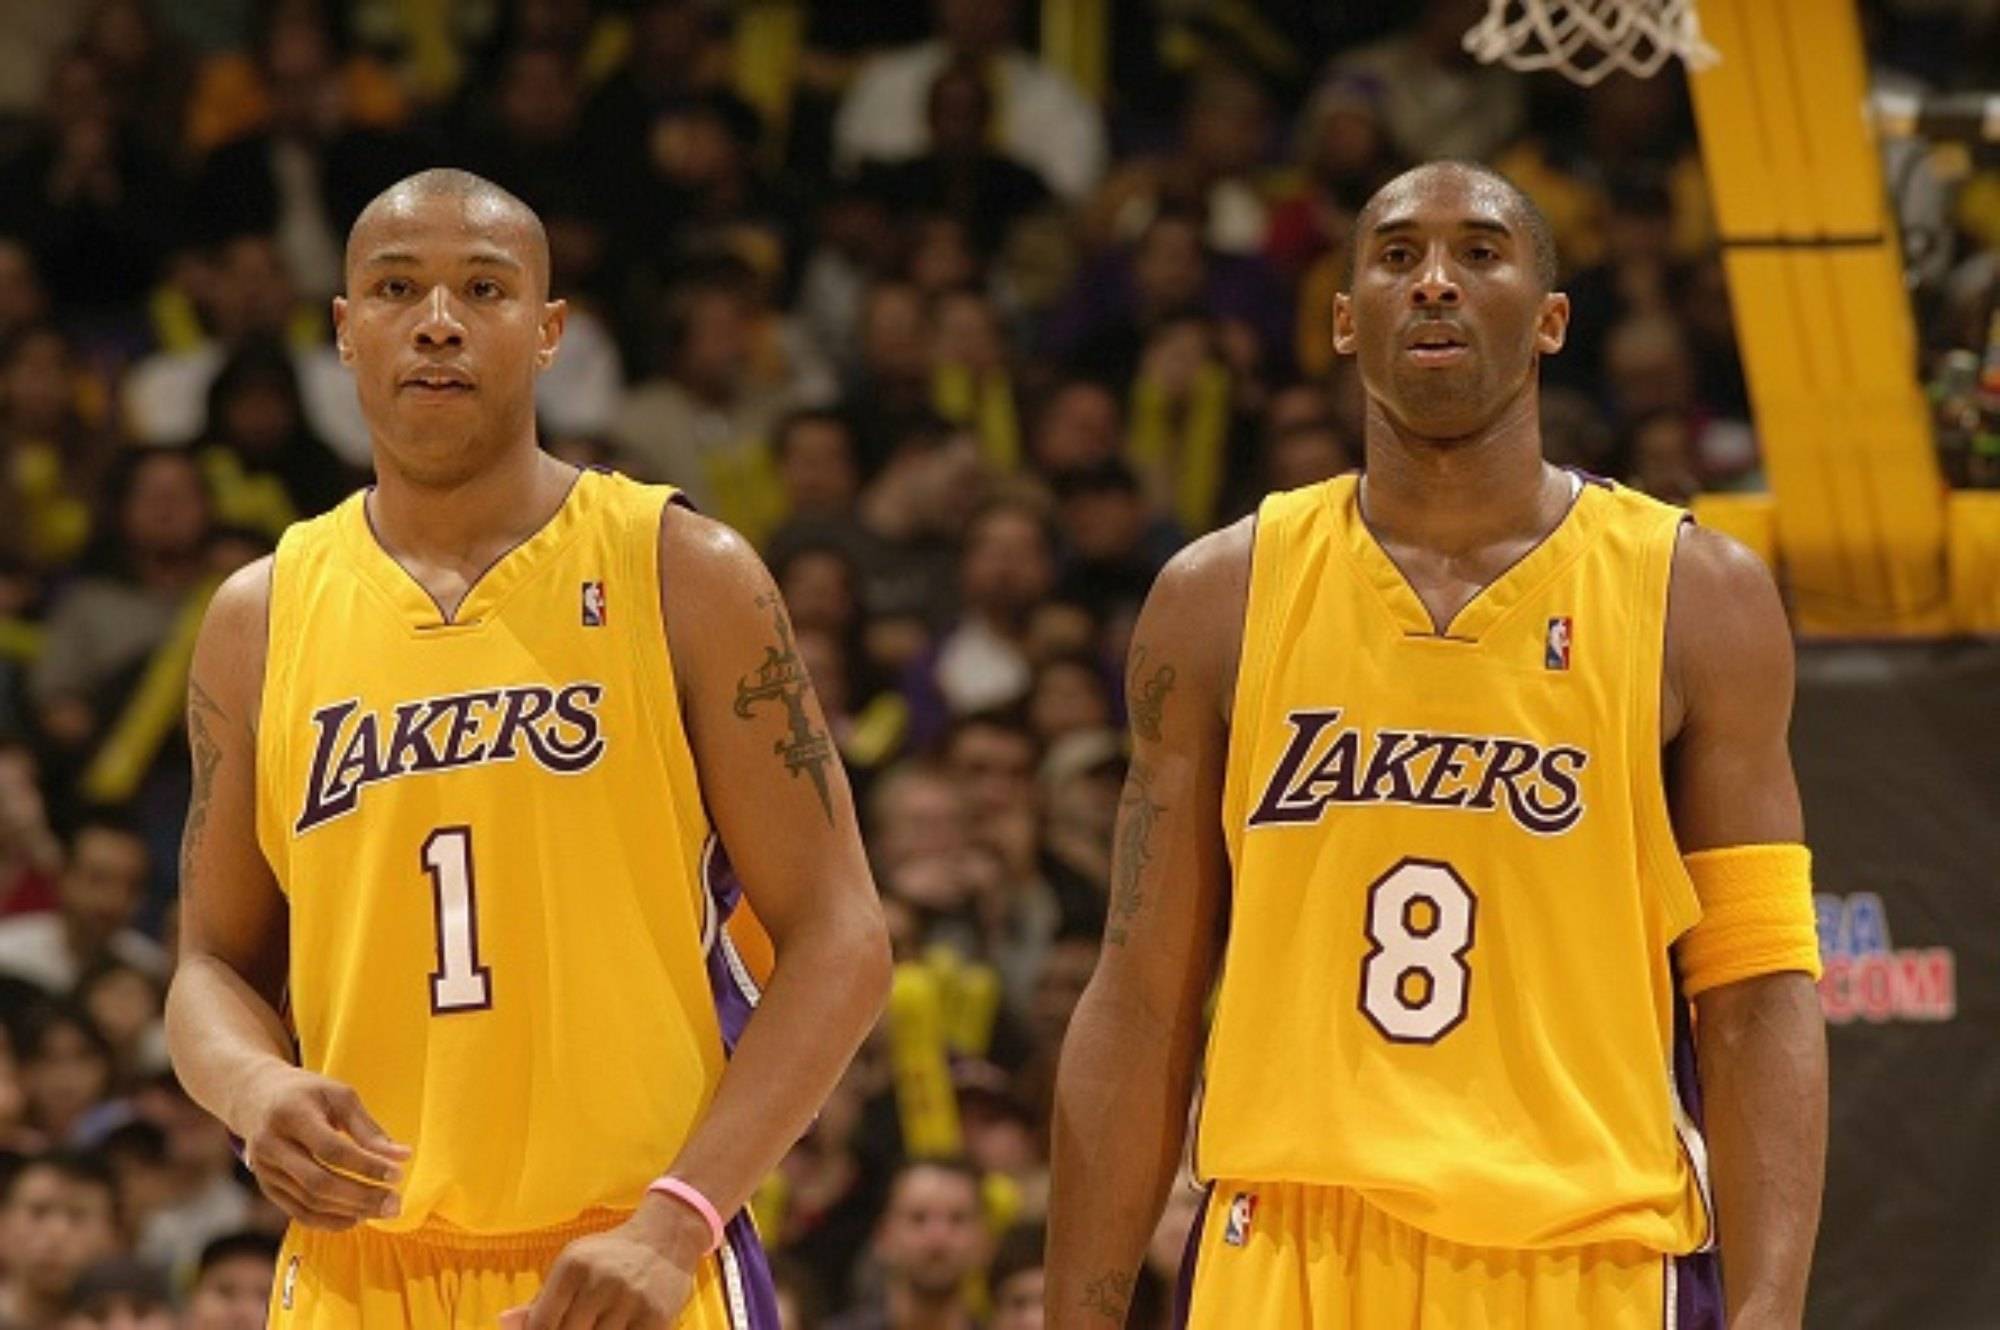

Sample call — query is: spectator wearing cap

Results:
[0,817,161,996]
[835,0,1106,203]
[184,1230,279,1330]
[825,1158,989,1330]
[57,1256,172,1330]
[0,1152,124,1330]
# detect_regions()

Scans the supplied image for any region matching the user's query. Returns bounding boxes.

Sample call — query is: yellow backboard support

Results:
[1687,0,1950,635]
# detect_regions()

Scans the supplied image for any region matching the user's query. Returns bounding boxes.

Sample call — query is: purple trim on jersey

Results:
[702,838,758,1053]
[1671,984,1725,1326]
[719,1210,781,1330]
[1169,1188,1211,1330]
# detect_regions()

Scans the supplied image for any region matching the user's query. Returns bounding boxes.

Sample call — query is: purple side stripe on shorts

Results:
[1674,1248,1725,1329]
[1170,1188,1212,1330]
[717,1210,781,1330]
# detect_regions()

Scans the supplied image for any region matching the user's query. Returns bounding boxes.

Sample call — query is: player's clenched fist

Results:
[234,1065,411,1231]
[502,1235,694,1330]
[502,1197,709,1330]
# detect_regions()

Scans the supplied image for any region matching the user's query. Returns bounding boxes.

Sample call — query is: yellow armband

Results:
[1677,843,1823,997]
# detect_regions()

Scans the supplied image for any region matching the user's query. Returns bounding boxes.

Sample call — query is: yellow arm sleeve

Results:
[1677,843,1824,998]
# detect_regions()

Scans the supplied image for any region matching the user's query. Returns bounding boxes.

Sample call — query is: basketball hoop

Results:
[1463,0,1719,87]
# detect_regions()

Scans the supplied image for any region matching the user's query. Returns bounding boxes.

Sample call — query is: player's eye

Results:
[1380,243,1416,265]
[375,277,415,299]
[468,278,505,300]
[1465,244,1501,263]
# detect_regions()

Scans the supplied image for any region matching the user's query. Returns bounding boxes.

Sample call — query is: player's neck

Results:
[1359,389,1558,557]
[368,446,578,578]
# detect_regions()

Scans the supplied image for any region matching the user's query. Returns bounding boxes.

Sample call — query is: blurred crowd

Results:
[0,1,1991,1327]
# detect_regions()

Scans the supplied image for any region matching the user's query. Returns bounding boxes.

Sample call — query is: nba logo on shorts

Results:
[582,581,607,627]
[1223,1192,1257,1247]
[1545,616,1572,670]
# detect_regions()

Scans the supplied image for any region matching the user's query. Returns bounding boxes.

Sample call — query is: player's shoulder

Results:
[1664,519,1792,705]
[206,555,275,636]
[1669,520,1784,617]
[657,497,764,595]
[1151,512,1255,616]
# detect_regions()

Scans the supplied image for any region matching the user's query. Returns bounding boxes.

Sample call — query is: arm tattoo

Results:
[1081,1269,1136,1322]
[1106,760,1164,946]
[733,593,836,823]
[1128,647,1176,744]
[181,679,226,888]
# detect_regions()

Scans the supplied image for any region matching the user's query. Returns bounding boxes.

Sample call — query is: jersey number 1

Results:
[423,827,492,1013]
[1360,858,1476,1043]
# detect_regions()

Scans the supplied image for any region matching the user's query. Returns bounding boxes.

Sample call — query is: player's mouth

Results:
[1402,323,1470,365]
[400,366,477,396]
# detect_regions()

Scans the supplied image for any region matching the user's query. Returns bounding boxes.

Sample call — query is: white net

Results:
[1462,0,1720,87]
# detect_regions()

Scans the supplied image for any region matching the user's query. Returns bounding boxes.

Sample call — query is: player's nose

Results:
[1411,244,1462,307]
[412,284,466,347]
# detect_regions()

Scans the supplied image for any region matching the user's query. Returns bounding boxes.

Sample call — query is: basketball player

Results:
[164,170,892,1330]
[1047,161,1827,1328]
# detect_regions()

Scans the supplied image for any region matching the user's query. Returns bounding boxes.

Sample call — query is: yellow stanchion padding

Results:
[1947,492,2000,634]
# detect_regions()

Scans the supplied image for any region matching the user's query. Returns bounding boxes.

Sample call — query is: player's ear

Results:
[1535,291,1569,356]
[332,296,353,364]
[536,298,567,371]
[1332,292,1359,357]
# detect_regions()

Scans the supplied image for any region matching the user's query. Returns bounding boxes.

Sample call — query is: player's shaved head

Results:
[346,168,550,296]
[1351,160,1558,291]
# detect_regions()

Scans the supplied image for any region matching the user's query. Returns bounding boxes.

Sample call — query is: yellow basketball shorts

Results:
[1179,1182,1723,1329]
[269,1209,780,1329]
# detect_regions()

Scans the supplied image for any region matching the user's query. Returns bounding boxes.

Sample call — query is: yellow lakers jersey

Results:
[256,469,761,1236]
[1200,472,1712,1254]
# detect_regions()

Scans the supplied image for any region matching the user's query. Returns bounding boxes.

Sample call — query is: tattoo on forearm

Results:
[733,593,836,823]
[1106,760,1164,946]
[182,679,225,886]
[1129,647,1176,744]
[1081,1269,1136,1321]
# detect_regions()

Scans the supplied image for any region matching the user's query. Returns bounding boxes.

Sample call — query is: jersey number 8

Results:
[1360,858,1476,1043]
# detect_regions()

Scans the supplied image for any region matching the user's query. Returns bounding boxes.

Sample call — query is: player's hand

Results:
[235,1065,411,1231]
[500,1199,706,1330]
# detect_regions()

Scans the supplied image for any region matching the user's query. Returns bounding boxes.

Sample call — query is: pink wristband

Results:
[646,1176,725,1254]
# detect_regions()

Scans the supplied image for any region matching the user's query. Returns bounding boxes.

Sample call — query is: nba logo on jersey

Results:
[582,581,607,627]
[1545,616,1573,670]
[1223,1192,1257,1247]
[281,1256,299,1310]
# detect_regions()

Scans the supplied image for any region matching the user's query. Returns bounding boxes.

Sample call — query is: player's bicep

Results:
[1665,527,1804,852]
[660,509,872,941]
[179,559,287,1000]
